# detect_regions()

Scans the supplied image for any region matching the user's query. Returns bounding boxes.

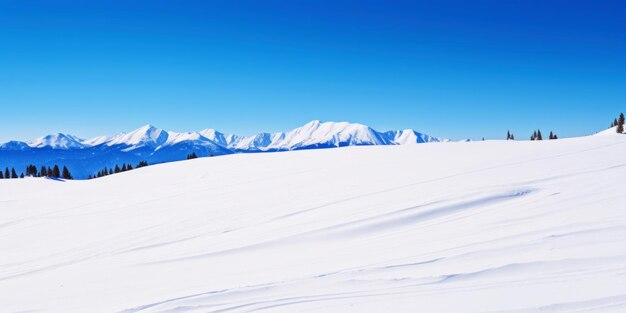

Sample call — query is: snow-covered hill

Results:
[1,132,625,312]
[0,121,443,178]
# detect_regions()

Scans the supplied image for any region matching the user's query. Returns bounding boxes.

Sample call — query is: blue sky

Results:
[0,0,624,141]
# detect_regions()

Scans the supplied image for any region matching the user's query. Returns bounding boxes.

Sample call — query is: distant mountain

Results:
[0,121,444,178]
[28,133,86,149]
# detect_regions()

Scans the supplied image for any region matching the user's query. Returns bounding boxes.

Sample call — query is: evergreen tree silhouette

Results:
[52,165,60,178]
[62,166,73,179]
[11,168,18,179]
[4,168,9,179]
[536,129,543,140]
[617,113,625,134]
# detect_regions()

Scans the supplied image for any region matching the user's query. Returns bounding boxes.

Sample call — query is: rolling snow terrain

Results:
[0,121,444,179]
[1,131,626,312]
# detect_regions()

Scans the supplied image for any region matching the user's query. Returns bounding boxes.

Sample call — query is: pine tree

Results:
[25,164,38,177]
[62,166,72,180]
[52,165,60,178]
[4,168,9,179]
[11,168,18,179]
[617,112,625,134]
[506,131,511,140]
[510,133,514,140]
[41,166,47,177]
[536,129,543,140]
[127,163,133,170]
[121,164,127,172]
[114,165,121,173]
[0,170,3,179]
[20,173,24,178]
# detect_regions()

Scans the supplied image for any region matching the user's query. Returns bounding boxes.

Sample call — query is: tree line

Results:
[0,164,73,179]
[88,160,148,179]
[89,152,206,179]
[506,129,558,141]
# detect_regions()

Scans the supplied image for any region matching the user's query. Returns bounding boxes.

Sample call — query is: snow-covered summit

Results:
[106,124,169,148]
[199,129,239,147]
[0,141,30,151]
[268,120,386,150]
[27,133,86,149]
[82,135,110,146]
[383,129,446,145]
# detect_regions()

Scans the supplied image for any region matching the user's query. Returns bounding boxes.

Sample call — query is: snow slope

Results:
[1,132,626,312]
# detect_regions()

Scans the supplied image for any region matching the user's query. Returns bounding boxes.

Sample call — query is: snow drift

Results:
[1,131,626,312]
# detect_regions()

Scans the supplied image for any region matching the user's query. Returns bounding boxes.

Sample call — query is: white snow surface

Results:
[2,133,626,312]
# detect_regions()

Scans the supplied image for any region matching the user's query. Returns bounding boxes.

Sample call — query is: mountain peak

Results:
[0,140,30,150]
[27,133,85,149]
[106,125,168,148]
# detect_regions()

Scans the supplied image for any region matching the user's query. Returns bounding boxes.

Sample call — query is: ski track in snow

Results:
[1,134,626,312]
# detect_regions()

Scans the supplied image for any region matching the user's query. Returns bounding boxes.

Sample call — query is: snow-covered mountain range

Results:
[0,120,444,178]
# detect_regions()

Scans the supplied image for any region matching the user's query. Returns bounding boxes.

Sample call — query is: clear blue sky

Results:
[0,0,624,141]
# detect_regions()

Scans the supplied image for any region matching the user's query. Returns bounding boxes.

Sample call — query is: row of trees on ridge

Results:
[88,160,149,179]
[506,130,558,141]
[0,164,73,179]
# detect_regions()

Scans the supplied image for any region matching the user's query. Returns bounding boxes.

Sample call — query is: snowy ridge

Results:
[0,121,443,178]
[1,133,626,312]
[27,133,86,149]
[105,124,169,148]
[8,120,443,151]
